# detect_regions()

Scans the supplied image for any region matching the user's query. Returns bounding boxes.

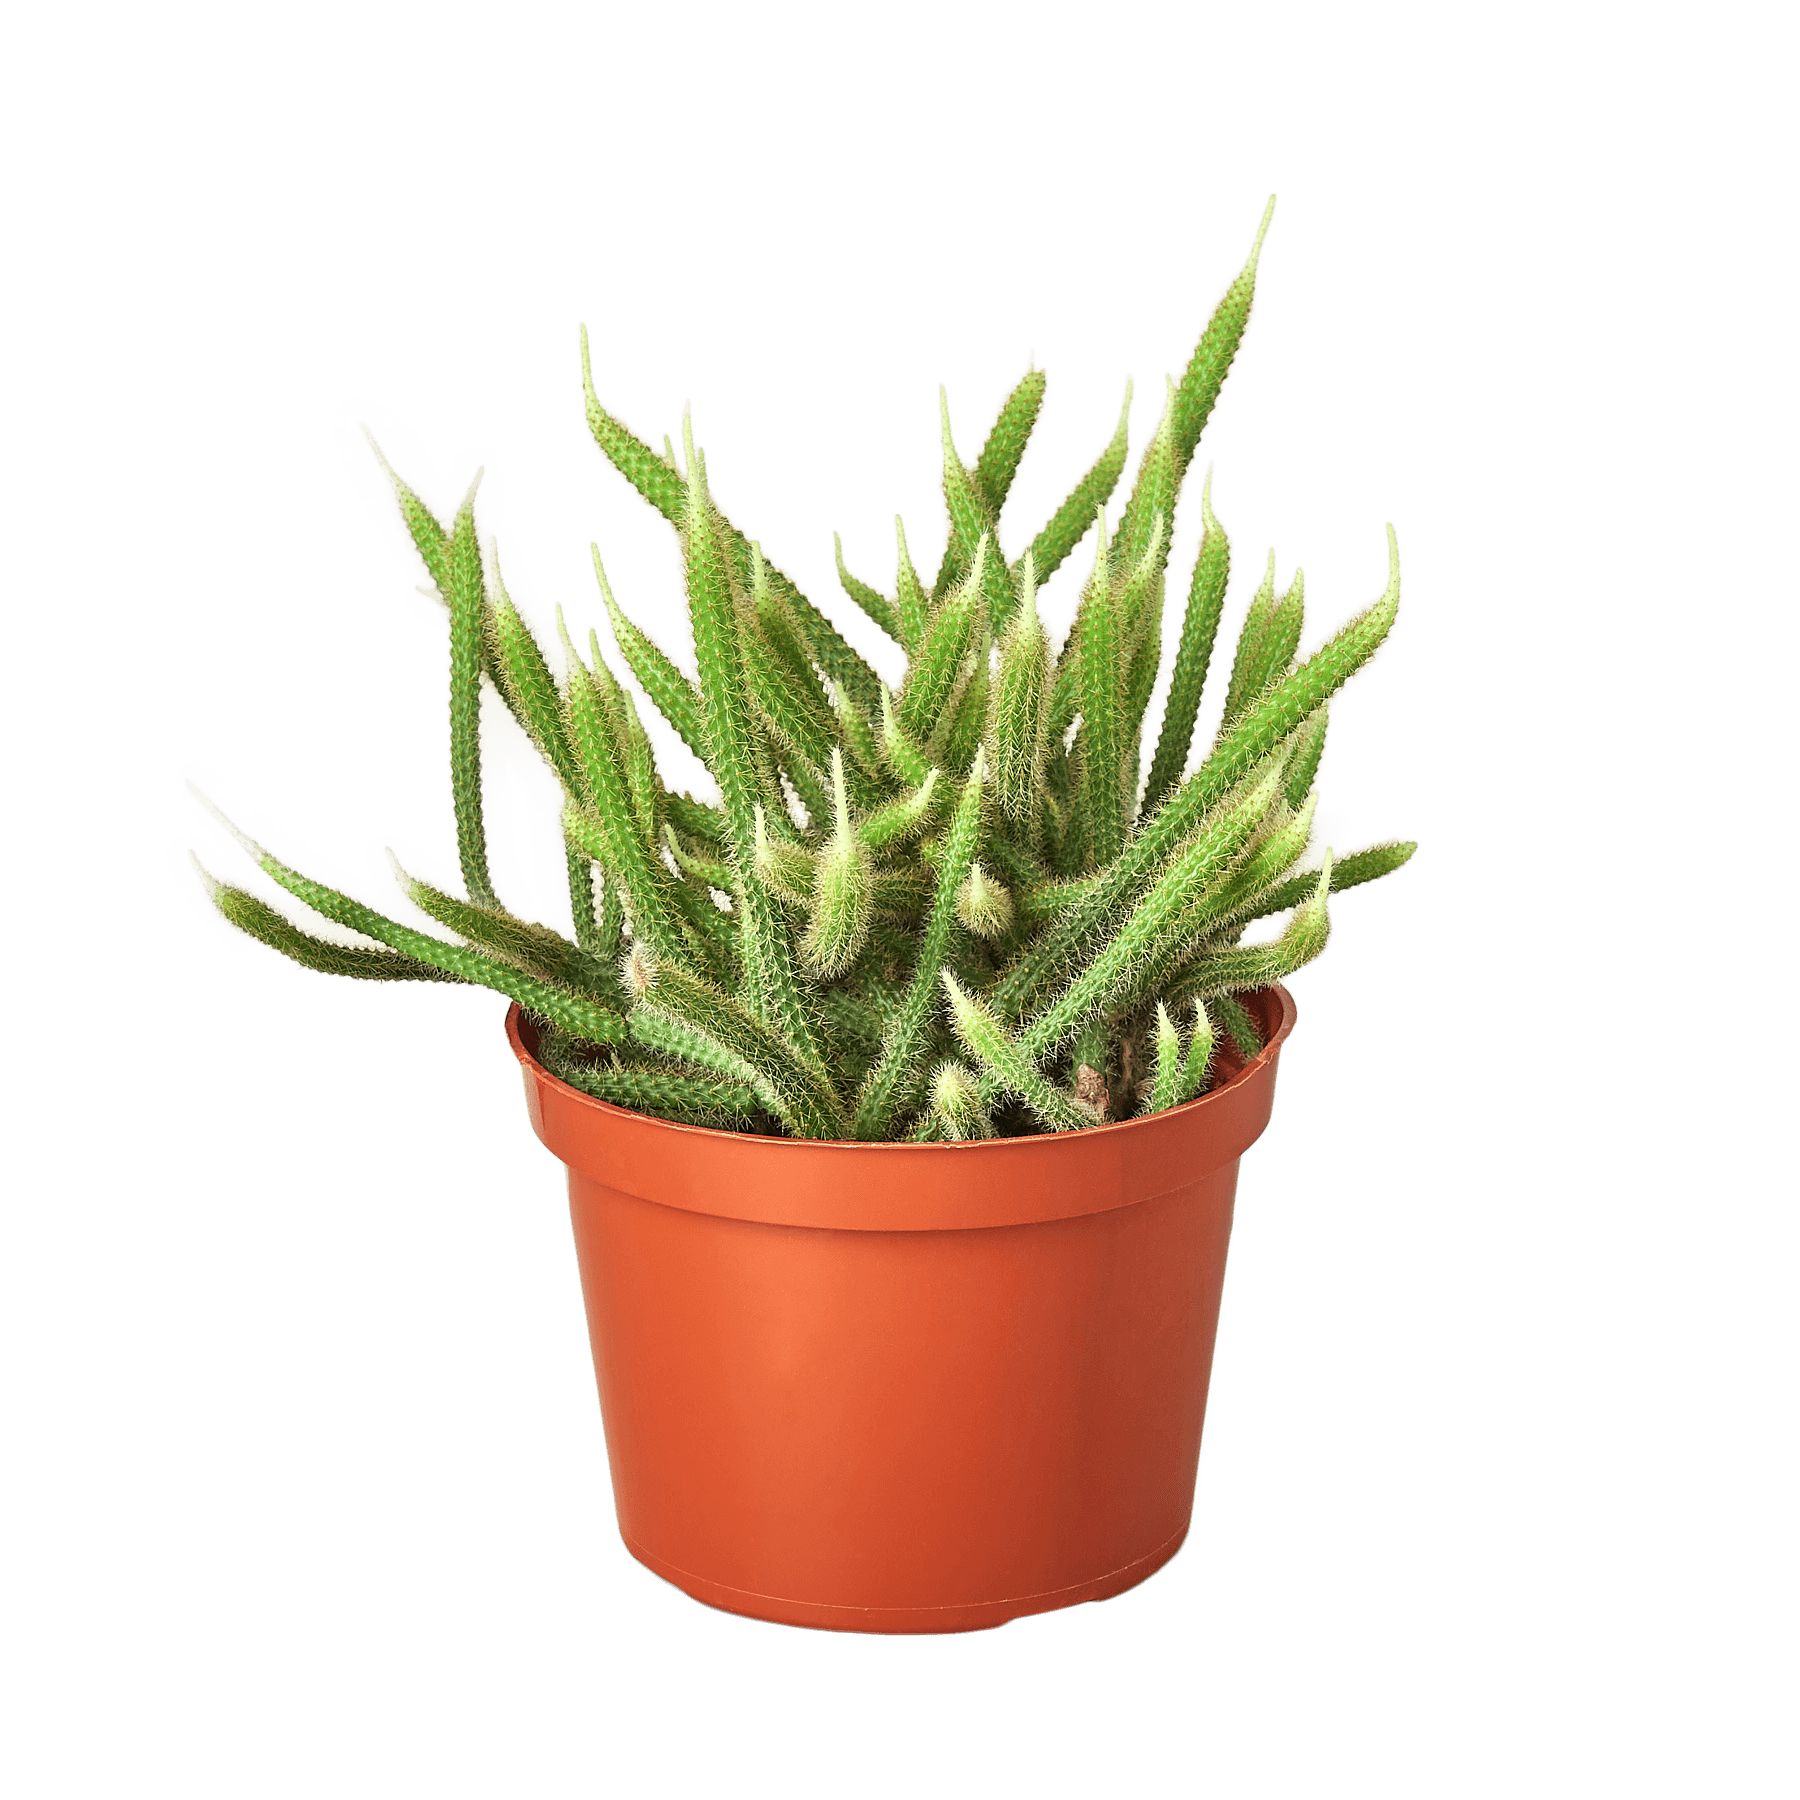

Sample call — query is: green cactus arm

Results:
[742,609,840,778]
[1262,572,1305,689]
[893,518,930,653]
[1075,527,1127,868]
[752,550,885,720]
[955,863,1014,940]
[595,874,624,964]
[196,860,463,982]
[754,804,817,907]
[1052,496,1155,745]
[831,681,888,789]
[1181,1002,1217,1100]
[1281,705,1327,809]
[871,862,934,922]
[626,1005,760,1084]
[1036,786,1068,873]
[634,958,844,1138]
[1112,381,1181,585]
[978,827,1050,893]
[1115,515,1171,805]
[1218,568,1306,747]
[818,988,886,1059]
[803,751,875,977]
[1053,752,1091,878]
[1002,756,1284,1032]
[976,527,1021,642]
[859,768,941,852]
[1115,795,1315,1012]
[1218,551,1279,735]
[898,543,985,741]
[942,973,1097,1133]
[1231,839,1416,927]
[929,1058,995,1140]
[558,612,691,964]
[1170,197,1275,465]
[1208,992,1262,1060]
[972,367,1048,518]
[579,327,686,524]
[986,551,1050,836]
[680,440,828,1070]
[564,839,600,954]
[556,802,658,955]
[1017,764,1280,1062]
[880,688,933,786]
[562,640,688,963]
[834,533,903,643]
[590,630,669,853]
[367,435,454,597]
[1196,527,1399,795]
[664,823,734,894]
[852,751,987,1139]
[557,603,628,749]
[489,572,581,793]
[771,754,831,842]
[1014,871,1099,929]
[932,390,997,600]
[940,646,990,786]
[663,872,741,980]
[741,864,831,1072]
[202,806,626,1044]
[1168,856,1332,1004]
[543,1054,758,1128]
[1147,1003,1183,1113]
[749,544,870,790]
[593,547,708,762]
[1070,1016,1109,1083]
[664,790,728,846]
[1141,470,1231,820]
[392,855,618,996]
[658,824,734,900]
[1017,382,1132,587]
[443,477,495,904]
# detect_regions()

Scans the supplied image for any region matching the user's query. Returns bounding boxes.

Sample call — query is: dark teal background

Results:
[5,3,1792,1793]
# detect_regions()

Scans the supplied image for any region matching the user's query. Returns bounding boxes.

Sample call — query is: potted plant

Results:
[197,198,1413,1633]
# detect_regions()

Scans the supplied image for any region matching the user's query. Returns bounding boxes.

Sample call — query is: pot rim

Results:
[505,984,1296,1155]
[506,988,1295,1231]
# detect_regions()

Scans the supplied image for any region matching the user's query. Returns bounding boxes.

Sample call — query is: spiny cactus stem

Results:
[1149,1004,1183,1114]
[1181,1003,1217,1101]
[1018,763,1282,1062]
[943,972,1097,1133]
[851,749,986,1140]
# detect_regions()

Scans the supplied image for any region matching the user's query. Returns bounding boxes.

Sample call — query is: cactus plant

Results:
[197,199,1413,1142]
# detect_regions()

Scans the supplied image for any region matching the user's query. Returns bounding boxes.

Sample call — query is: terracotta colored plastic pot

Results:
[508,984,1296,1634]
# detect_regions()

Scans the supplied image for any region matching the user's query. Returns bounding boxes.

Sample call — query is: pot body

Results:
[509,985,1294,1633]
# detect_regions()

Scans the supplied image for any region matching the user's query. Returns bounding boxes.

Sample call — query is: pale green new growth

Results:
[803,751,875,976]
[955,863,1015,940]
[1182,1002,1217,1101]
[202,202,1412,1143]
[1149,1003,1182,1113]
[929,1060,994,1140]
[943,972,1098,1132]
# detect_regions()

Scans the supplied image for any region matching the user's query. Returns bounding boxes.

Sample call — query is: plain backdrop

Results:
[3,2,1796,1794]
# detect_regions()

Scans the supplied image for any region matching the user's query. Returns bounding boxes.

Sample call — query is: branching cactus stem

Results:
[200,202,1411,1142]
